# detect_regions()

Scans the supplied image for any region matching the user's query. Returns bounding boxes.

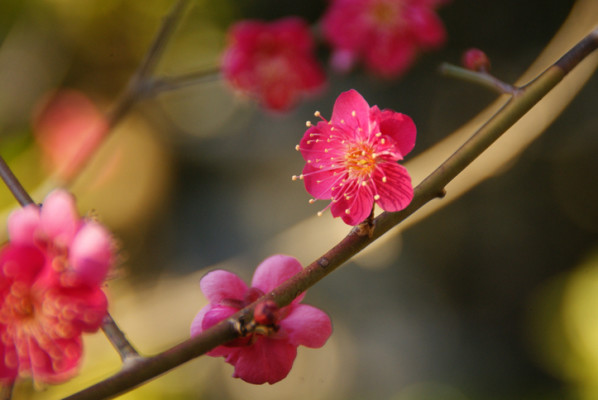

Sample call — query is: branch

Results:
[62,26,598,400]
[101,312,141,363]
[0,155,34,206]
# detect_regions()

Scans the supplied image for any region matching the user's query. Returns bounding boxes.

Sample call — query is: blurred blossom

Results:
[190,254,332,384]
[33,90,108,181]
[321,0,447,78]
[295,89,416,225]
[221,17,326,111]
[0,190,113,385]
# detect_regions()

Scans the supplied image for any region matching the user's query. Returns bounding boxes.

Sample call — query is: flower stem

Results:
[439,62,521,95]
[101,312,141,363]
[0,155,34,206]
[63,26,598,400]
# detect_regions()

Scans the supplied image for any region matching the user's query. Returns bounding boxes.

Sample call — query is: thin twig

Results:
[62,26,598,400]
[439,62,521,95]
[0,155,34,206]
[101,313,141,363]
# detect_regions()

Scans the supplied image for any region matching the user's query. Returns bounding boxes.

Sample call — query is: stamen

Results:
[345,209,350,214]
[295,144,300,151]
[381,138,386,144]
[292,175,299,181]
[375,132,382,137]
[351,110,356,117]
[314,111,321,117]
[309,199,316,204]
[374,194,380,200]
[317,211,323,217]
[306,121,312,127]
[382,177,387,183]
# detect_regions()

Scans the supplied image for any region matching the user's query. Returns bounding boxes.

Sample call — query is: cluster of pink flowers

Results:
[0,190,113,384]
[322,0,447,78]
[295,89,416,225]
[191,255,332,384]
[221,17,326,111]
[221,1,448,110]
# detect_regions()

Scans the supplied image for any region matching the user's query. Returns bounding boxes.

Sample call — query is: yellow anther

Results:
[306,121,312,127]
[317,211,323,217]
[374,194,381,200]
[345,209,351,214]
[295,144,300,151]
[314,111,321,117]
[382,177,387,183]
[351,110,356,117]
[309,199,316,204]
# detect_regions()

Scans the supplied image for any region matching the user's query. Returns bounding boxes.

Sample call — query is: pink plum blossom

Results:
[0,190,113,384]
[34,90,108,181]
[321,0,447,78]
[221,17,326,111]
[190,255,332,384]
[294,89,416,225]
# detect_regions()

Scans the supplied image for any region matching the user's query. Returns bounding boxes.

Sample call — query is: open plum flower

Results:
[0,190,113,384]
[295,89,416,225]
[190,255,332,384]
[221,17,326,111]
[321,0,447,78]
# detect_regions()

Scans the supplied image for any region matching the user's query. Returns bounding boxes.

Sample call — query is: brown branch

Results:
[62,26,598,400]
[0,155,34,206]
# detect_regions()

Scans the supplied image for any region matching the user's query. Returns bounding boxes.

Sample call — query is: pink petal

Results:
[302,163,338,200]
[406,6,446,46]
[330,183,374,225]
[373,163,413,212]
[364,37,416,78]
[201,305,239,331]
[200,270,248,303]
[251,255,302,294]
[69,222,112,287]
[330,89,371,130]
[7,205,40,246]
[378,111,417,157]
[231,337,297,384]
[279,304,332,348]
[39,190,80,247]
[0,331,18,382]
[0,244,45,282]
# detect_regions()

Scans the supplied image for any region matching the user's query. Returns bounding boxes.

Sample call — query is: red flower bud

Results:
[462,48,490,72]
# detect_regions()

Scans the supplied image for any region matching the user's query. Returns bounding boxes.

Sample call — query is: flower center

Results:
[369,0,402,27]
[0,282,35,323]
[344,143,377,178]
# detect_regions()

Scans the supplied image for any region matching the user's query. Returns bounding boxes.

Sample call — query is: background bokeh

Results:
[1,0,598,399]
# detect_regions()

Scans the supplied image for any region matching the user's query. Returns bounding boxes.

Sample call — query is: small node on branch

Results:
[462,48,491,73]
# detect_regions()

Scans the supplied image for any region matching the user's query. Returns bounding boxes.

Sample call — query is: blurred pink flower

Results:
[321,0,447,78]
[295,89,415,225]
[222,17,326,111]
[190,255,332,384]
[0,190,113,384]
[33,90,108,181]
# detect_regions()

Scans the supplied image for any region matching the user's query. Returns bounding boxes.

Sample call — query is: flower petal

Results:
[200,270,248,303]
[69,222,113,287]
[40,190,80,246]
[330,89,370,131]
[7,205,40,246]
[280,304,332,348]
[330,182,374,225]
[379,111,417,157]
[373,163,413,212]
[231,337,297,384]
[251,255,302,294]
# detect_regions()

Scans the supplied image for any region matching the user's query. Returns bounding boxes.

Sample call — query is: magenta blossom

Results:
[222,17,326,111]
[321,0,447,78]
[0,190,113,384]
[294,89,416,225]
[190,255,332,384]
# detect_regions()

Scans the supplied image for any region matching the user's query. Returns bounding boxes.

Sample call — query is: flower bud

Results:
[462,48,490,72]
